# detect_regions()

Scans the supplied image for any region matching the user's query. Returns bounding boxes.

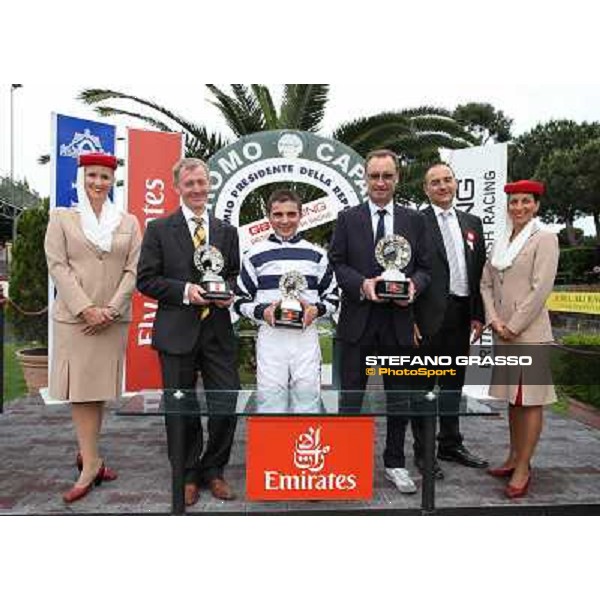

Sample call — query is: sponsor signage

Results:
[207,131,367,251]
[51,113,116,209]
[125,129,183,391]
[441,144,508,380]
[547,291,600,315]
[246,417,374,500]
[239,195,339,248]
[442,143,508,256]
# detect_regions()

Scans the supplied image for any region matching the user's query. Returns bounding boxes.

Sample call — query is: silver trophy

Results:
[193,245,232,300]
[375,234,412,300]
[274,271,307,328]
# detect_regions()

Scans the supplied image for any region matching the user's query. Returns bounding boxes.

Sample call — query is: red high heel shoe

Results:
[63,463,107,504]
[76,452,118,482]
[487,465,515,478]
[505,471,532,499]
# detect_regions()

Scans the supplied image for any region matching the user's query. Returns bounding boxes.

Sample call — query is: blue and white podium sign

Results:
[50,113,116,209]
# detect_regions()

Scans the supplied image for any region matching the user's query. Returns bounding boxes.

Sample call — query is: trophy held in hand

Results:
[194,245,232,301]
[274,271,307,328]
[375,234,412,301]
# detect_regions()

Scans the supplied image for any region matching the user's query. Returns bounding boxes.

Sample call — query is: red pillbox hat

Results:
[504,180,545,195]
[78,152,118,170]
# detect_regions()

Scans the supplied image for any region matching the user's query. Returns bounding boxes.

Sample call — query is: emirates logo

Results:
[247,417,373,499]
[293,426,331,473]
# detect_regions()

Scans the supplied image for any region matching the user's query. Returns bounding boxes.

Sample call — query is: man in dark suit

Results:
[412,163,488,479]
[137,157,240,505]
[329,149,431,494]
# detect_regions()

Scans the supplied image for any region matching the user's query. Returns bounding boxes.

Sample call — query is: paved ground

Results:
[1,394,599,515]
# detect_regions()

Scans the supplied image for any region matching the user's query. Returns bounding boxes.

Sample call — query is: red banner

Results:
[125,129,183,391]
[246,417,374,501]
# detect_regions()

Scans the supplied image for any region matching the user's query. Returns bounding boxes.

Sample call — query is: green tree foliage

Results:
[332,109,475,207]
[509,120,600,182]
[78,85,477,220]
[0,177,42,241]
[453,102,513,144]
[534,146,587,244]
[510,120,600,245]
[7,199,49,344]
[572,138,600,240]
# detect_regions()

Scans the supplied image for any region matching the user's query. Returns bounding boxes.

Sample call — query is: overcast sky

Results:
[2,83,600,197]
[2,83,600,237]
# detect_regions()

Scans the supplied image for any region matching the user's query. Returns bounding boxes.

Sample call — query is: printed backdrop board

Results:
[246,417,374,501]
[124,129,183,391]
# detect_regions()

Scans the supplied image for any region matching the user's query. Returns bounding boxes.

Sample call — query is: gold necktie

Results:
[192,218,210,320]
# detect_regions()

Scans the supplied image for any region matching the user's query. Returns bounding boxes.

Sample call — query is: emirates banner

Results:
[246,417,374,501]
[125,129,183,391]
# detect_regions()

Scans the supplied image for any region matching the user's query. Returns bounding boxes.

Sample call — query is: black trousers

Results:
[339,304,417,469]
[159,314,239,485]
[412,296,470,457]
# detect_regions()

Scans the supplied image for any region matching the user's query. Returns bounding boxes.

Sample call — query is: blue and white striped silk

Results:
[234,233,339,323]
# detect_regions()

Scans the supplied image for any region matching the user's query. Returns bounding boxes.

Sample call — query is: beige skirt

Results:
[49,320,129,402]
[488,342,556,406]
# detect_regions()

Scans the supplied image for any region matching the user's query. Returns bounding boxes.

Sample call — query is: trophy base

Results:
[376,279,410,301]
[274,307,304,329]
[201,282,232,301]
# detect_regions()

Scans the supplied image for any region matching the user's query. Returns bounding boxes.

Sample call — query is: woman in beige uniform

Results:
[481,180,559,499]
[45,152,141,503]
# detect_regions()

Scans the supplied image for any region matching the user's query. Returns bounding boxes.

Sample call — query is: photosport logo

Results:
[246,417,374,501]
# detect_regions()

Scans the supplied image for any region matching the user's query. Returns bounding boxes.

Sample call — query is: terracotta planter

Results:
[15,347,48,394]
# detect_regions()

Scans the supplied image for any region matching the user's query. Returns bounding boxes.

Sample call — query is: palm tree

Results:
[79,84,474,161]
[78,85,476,216]
[78,85,332,161]
[332,107,476,206]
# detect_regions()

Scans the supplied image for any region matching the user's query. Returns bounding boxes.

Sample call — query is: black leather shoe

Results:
[437,445,489,468]
[414,456,444,480]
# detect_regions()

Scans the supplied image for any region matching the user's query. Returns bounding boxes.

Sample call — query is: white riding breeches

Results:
[256,324,322,413]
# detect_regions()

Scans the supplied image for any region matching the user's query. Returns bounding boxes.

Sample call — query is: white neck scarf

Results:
[490,217,539,271]
[75,167,123,252]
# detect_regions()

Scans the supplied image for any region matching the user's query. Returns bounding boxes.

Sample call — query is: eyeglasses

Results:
[367,172,396,182]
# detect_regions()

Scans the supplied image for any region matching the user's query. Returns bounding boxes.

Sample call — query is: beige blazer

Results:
[481,229,559,343]
[481,228,559,405]
[45,208,142,323]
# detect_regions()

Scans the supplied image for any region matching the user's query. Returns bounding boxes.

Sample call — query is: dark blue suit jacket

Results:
[329,202,431,345]
[136,208,239,355]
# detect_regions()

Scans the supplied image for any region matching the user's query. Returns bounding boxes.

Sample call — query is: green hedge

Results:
[557,247,597,284]
[6,200,49,344]
[557,227,584,247]
[553,333,600,409]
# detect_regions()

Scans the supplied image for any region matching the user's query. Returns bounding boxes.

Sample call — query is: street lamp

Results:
[10,85,23,243]
[10,84,23,207]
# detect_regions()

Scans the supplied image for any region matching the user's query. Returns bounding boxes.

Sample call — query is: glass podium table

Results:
[117,388,498,514]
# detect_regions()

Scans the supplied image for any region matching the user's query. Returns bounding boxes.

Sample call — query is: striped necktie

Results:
[192,217,210,320]
[192,217,206,249]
